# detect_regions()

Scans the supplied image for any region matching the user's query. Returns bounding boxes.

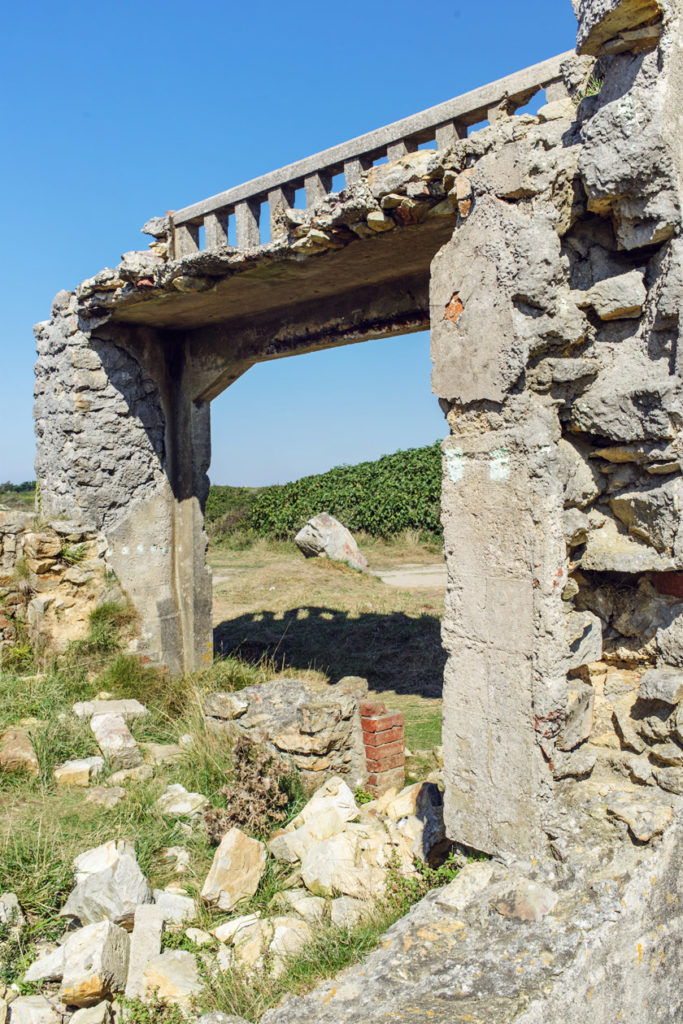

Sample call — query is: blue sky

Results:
[0,1,576,486]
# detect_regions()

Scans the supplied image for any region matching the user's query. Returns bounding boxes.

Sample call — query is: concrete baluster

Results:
[305,172,332,208]
[204,210,230,250]
[268,185,296,241]
[386,139,418,161]
[435,121,466,149]
[174,223,200,258]
[343,156,372,187]
[545,77,570,102]
[235,199,261,249]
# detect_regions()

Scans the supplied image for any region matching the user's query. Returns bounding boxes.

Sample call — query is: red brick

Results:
[654,572,683,598]
[366,752,405,772]
[360,712,404,733]
[367,766,405,793]
[364,739,404,759]
[359,699,387,717]
[363,725,404,747]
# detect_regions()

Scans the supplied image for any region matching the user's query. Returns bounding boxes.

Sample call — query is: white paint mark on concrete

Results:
[489,448,510,481]
[137,544,144,554]
[445,447,465,483]
[121,545,129,555]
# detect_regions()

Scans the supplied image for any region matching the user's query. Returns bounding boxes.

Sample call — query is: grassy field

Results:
[209,533,445,756]
[0,484,36,510]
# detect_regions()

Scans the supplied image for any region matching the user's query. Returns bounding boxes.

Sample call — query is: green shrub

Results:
[246,442,442,539]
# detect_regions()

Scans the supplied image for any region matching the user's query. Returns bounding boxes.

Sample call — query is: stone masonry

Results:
[31,0,683,873]
[0,508,120,658]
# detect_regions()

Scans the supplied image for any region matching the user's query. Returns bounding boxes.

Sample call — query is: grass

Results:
[210,536,446,699]
[0,532,450,1016]
[0,483,36,511]
[199,854,463,1021]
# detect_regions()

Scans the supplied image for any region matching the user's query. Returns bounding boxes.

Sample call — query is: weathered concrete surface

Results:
[262,803,683,1024]
[430,0,683,859]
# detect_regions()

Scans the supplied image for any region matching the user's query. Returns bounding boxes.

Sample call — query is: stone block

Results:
[579,270,646,320]
[90,714,142,772]
[0,727,39,776]
[60,839,153,929]
[60,920,130,1006]
[201,828,266,911]
[556,681,594,752]
[574,0,663,54]
[639,667,683,705]
[7,997,60,1024]
[54,756,104,787]
[142,950,201,1007]
[156,783,206,817]
[124,904,165,1000]
[73,699,148,722]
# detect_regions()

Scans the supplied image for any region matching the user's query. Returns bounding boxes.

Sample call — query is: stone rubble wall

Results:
[202,679,368,790]
[0,509,120,656]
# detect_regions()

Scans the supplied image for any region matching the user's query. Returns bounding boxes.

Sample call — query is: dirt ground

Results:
[209,536,446,754]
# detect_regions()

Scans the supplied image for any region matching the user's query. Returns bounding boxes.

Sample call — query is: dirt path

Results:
[369,563,447,588]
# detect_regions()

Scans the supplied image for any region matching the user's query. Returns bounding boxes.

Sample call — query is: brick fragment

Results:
[361,712,404,733]
[365,739,404,759]
[359,700,387,717]
[366,752,405,773]
[654,573,683,598]
[362,725,404,747]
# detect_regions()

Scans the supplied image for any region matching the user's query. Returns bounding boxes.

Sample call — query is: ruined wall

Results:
[432,0,683,856]
[34,287,212,675]
[0,509,118,658]
[29,0,683,864]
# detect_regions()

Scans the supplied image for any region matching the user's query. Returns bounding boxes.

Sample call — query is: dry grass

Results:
[210,536,446,746]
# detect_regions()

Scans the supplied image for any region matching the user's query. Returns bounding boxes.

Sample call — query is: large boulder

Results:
[294,513,368,571]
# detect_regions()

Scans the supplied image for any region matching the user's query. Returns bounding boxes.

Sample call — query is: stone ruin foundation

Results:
[16,0,683,1017]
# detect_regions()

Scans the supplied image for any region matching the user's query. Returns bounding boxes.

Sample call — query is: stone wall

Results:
[202,679,368,790]
[432,0,683,857]
[0,509,119,658]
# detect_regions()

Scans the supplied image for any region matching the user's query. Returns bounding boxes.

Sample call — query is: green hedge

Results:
[205,485,265,526]
[246,442,442,538]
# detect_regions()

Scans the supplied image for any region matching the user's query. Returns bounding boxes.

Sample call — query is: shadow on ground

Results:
[214,607,445,697]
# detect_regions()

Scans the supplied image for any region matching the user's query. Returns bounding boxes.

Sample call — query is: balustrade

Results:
[168,53,572,259]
